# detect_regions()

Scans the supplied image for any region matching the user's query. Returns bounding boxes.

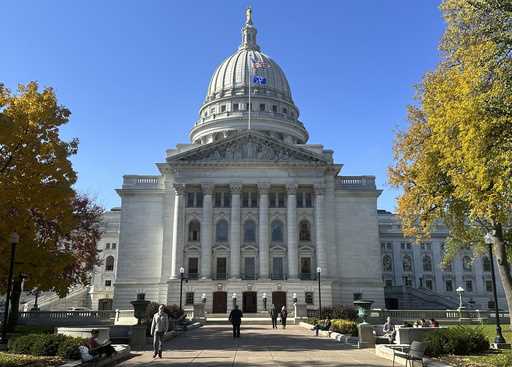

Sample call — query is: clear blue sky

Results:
[1,1,444,212]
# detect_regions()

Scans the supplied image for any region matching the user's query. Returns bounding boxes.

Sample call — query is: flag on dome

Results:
[252,75,267,85]
[251,57,270,69]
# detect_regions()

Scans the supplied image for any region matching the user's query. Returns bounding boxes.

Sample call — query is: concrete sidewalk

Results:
[118,324,394,366]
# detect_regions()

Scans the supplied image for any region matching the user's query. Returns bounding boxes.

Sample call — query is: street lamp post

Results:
[1,232,19,344]
[293,293,297,304]
[456,286,465,311]
[317,267,322,318]
[232,293,237,308]
[262,293,267,311]
[485,232,507,345]
[201,293,206,304]
[179,267,185,311]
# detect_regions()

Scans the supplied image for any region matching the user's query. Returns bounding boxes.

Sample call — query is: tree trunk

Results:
[7,275,22,332]
[493,223,512,331]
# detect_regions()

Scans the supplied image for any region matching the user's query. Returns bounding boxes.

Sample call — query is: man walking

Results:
[269,304,278,329]
[151,305,169,358]
[280,305,288,329]
[228,304,243,338]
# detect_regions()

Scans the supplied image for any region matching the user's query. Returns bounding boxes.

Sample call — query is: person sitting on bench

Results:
[87,329,116,358]
[313,316,331,336]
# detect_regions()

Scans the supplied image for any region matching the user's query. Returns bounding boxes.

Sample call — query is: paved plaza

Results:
[118,324,393,367]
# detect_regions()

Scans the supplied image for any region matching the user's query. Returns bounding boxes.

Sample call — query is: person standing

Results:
[269,304,278,329]
[229,304,243,338]
[280,305,288,329]
[151,305,169,359]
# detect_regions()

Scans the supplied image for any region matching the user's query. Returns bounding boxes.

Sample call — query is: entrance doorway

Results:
[272,291,286,312]
[98,298,113,311]
[242,291,257,313]
[212,291,227,313]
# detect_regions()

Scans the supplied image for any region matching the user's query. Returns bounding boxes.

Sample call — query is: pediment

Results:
[167,131,327,165]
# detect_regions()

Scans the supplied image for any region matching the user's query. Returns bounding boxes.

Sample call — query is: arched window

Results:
[271,220,284,242]
[105,256,114,272]
[423,255,433,272]
[188,220,200,241]
[382,255,392,272]
[216,220,228,242]
[402,255,412,272]
[299,220,311,241]
[463,256,473,271]
[244,220,256,242]
[483,256,491,272]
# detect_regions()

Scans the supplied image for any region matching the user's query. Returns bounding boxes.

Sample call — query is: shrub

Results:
[7,334,85,360]
[424,326,489,357]
[320,305,358,321]
[330,319,358,336]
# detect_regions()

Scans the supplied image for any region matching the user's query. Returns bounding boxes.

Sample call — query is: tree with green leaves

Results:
[389,0,512,325]
[0,82,103,329]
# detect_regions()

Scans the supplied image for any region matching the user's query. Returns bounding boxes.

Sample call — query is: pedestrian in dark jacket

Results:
[229,304,243,338]
[280,306,288,329]
[269,304,278,329]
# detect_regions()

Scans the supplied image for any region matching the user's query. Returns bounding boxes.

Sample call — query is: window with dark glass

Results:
[196,192,203,207]
[185,292,194,305]
[425,279,433,290]
[221,105,226,112]
[242,192,249,207]
[466,280,473,292]
[187,192,195,207]
[106,243,110,249]
[486,280,493,292]
[402,255,413,272]
[250,192,258,208]
[383,255,392,272]
[423,255,433,272]
[483,257,491,272]
[305,192,312,207]
[188,257,199,276]
[105,256,114,272]
[353,293,362,301]
[299,220,311,241]
[445,279,453,291]
[296,192,304,208]
[214,192,222,208]
[112,243,117,250]
[271,220,283,242]
[269,193,276,208]
[216,220,228,242]
[403,276,412,287]
[188,220,200,241]
[216,257,227,279]
[272,105,277,113]
[300,257,311,276]
[277,192,285,208]
[223,192,231,208]
[233,103,239,111]
[105,280,112,287]
[244,220,256,242]
[385,279,393,287]
[305,292,314,304]
[283,107,287,114]
[259,103,265,111]
[463,256,472,271]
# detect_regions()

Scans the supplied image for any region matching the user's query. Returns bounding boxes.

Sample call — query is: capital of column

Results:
[230,183,242,194]
[257,182,271,195]
[286,183,298,195]
[314,184,325,196]
[173,183,186,195]
[201,183,214,195]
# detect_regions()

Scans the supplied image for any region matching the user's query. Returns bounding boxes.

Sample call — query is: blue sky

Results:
[1,1,444,212]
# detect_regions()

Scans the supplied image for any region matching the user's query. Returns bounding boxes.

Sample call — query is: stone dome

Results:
[189,8,308,145]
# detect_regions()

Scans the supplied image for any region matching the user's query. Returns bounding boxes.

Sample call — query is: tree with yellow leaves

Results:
[390,0,512,325]
[0,82,103,329]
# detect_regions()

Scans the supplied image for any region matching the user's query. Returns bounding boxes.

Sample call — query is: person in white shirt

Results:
[151,305,169,358]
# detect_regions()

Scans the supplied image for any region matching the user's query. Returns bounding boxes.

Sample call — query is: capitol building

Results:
[88,10,508,314]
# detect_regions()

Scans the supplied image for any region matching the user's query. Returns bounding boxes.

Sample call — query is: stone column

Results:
[287,184,298,279]
[170,183,185,279]
[314,185,328,277]
[230,183,242,279]
[258,183,270,279]
[200,184,213,279]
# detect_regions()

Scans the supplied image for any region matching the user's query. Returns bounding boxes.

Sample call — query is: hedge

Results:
[0,352,63,367]
[424,325,489,357]
[330,319,358,336]
[7,334,86,360]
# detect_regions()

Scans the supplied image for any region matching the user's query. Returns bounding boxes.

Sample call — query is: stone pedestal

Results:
[357,323,375,348]
[294,303,307,319]
[129,325,147,350]
[193,303,205,319]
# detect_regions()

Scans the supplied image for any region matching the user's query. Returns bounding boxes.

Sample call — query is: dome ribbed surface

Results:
[206,49,293,102]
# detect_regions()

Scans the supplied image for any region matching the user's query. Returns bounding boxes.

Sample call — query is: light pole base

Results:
[491,343,511,350]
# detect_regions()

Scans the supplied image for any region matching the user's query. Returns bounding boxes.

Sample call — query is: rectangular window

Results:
[216,257,227,279]
[105,280,112,287]
[387,242,393,250]
[185,292,194,305]
[111,243,117,250]
[242,192,250,207]
[188,257,199,276]
[305,192,312,208]
[105,243,110,249]
[244,257,256,279]
[223,193,231,208]
[221,105,226,112]
[269,192,276,208]
[486,280,493,292]
[277,192,285,208]
[272,257,284,279]
[300,257,311,278]
[250,192,258,208]
[283,107,288,114]
[259,103,265,111]
[196,192,203,207]
[210,107,215,114]
[353,293,362,301]
[296,192,304,208]
[385,279,393,287]
[233,103,239,111]
[466,280,473,292]
[446,280,453,292]
[272,105,277,113]
[187,192,195,207]
[214,192,222,207]
[305,292,314,304]
[403,276,412,287]
[426,279,433,290]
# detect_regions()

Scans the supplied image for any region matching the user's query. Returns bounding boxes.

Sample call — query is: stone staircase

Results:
[206,312,273,325]
[385,286,459,310]
[21,286,91,311]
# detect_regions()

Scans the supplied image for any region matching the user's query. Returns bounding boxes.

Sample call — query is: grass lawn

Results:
[436,324,512,367]
[0,352,63,367]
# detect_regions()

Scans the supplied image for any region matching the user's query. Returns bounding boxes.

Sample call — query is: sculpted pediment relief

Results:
[168,131,327,164]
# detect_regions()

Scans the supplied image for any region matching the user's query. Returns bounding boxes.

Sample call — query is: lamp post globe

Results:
[484,232,507,345]
[1,232,19,344]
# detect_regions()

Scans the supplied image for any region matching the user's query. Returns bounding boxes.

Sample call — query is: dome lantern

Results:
[239,7,260,51]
